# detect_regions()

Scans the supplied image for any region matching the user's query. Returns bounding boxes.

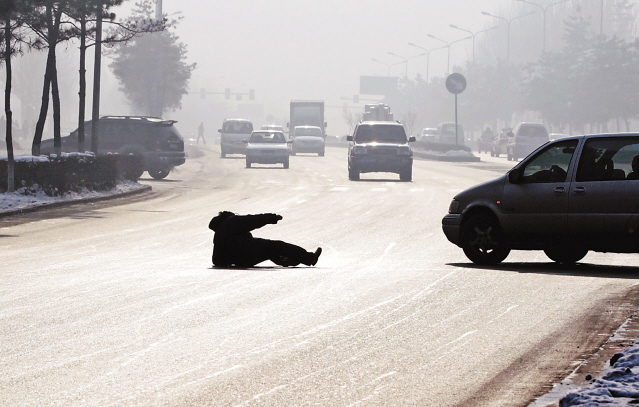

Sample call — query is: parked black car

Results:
[443,133,639,265]
[40,116,186,179]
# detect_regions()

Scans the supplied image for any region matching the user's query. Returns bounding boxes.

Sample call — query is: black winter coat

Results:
[209,213,280,267]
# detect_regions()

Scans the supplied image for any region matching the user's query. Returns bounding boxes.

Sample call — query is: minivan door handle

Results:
[553,187,566,196]
[573,186,586,195]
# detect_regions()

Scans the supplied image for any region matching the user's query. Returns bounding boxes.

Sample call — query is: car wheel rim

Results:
[469,223,499,254]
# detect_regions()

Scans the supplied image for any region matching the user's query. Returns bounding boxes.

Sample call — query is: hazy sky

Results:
[109,0,508,134]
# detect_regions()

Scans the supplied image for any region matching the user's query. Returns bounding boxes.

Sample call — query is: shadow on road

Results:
[448,261,639,279]
[210,265,316,271]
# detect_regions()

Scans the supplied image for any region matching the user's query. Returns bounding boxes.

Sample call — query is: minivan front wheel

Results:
[461,214,510,265]
[544,246,588,264]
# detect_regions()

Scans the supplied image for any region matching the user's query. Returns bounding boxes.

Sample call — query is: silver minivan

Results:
[218,118,253,158]
[506,122,549,161]
[443,133,639,265]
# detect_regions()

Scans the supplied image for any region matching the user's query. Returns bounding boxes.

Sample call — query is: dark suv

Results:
[443,133,639,265]
[40,116,186,179]
[347,121,415,181]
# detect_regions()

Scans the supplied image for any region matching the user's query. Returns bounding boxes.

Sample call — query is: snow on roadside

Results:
[0,180,144,213]
[1,153,146,214]
[557,341,639,406]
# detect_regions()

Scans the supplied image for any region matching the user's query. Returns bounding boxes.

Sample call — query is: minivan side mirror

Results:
[408,136,416,142]
[346,135,353,142]
[508,168,523,184]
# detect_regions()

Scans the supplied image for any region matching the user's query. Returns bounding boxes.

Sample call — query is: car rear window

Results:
[294,127,322,137]
[518,126,548,138]
[223,121,253,134]
[355,124,407,143]
[250,132,286,143]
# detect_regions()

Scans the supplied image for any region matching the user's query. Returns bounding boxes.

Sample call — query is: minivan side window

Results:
[576,137,639,182]
[520,140,578,183]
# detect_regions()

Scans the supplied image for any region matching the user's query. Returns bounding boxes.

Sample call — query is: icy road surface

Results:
[2,146,639,406]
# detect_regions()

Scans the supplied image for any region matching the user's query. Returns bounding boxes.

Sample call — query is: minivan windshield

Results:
[355,124,407,143]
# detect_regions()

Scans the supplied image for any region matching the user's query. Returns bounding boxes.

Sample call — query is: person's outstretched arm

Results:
[222,213,282,235]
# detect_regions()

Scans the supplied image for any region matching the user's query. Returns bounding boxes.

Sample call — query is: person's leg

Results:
[260,239,320,266]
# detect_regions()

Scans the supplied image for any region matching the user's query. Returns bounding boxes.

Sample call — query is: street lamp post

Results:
[387,52,409,77]
[371,58,402,76]
[407,43,447,82]
[386,52,428,78]
[427,34,471,74]
[516,0,568,51]
[481,11,534,62]
[449,24,499,62]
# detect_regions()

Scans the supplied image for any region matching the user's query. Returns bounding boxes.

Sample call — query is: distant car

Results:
[419,127,438,143]
[245,130,291,169]
[506,123,549,161]
[218,118,253,157]
[40,115,186,180]
[491,130,511,157]
[437,122,464,145]
[443,133,639,265]
[290,125,325,156]
[347,121,415,181]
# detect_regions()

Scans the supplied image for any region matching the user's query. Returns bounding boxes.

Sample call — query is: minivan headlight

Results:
[352,146,367,155]
[397,146,412,156]
[448,199,460,214]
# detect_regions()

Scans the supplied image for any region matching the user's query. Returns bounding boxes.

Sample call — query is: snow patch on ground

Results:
[557,342,639,406]
[0,180,144,213]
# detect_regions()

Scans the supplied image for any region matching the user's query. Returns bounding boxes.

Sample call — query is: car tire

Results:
[348,167,360,181]
[221,150,227,158]
[283,160,289,169]
[461,214,510,265]
[246,160,251,168]
[491,150,495,157]
[400,167,412,182]
[148,168,170,180]
[544,246,588,264]
[118,146,145,180]
[319,150,325,157]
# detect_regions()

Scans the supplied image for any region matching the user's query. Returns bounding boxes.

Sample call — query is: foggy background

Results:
[4,0,638,146]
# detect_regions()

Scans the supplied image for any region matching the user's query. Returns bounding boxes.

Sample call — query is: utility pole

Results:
[155,0,162,21]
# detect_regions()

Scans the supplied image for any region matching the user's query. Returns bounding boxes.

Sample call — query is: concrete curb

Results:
[0,184,152,218]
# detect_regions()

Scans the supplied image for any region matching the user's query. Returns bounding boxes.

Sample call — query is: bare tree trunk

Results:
[5,12,14,192]
[31,2,55,156]
[51,7,63,157]
[78,14,86,152]
[90,0,102,154]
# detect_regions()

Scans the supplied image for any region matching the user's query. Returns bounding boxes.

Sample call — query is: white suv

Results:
[347,121,415,181]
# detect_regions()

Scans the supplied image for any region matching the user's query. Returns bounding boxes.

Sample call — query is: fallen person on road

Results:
[208,211,322,268]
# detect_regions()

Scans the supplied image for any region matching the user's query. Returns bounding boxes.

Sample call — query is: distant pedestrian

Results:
[209,211,322,267]
[197,122,206,145]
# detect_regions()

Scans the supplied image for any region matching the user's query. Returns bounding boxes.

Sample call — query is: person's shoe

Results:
[311,247,322,266]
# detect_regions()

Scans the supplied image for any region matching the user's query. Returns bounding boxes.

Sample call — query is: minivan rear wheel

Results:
[148,168,170,180]
[461,214,510,265]
[544,246,588,264]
